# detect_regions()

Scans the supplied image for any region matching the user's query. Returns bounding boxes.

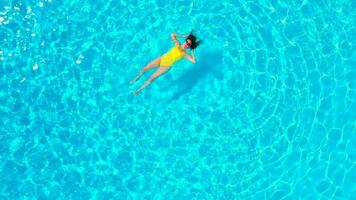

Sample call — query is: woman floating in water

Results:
[130,31,201,95]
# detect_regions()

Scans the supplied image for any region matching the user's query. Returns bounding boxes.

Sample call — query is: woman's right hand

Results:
[171,33,180,46]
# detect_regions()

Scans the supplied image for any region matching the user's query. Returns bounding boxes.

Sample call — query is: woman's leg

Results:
[130,56,161,84]
[133,66,171,95]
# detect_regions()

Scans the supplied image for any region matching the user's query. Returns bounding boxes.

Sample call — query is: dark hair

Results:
[186,30,201,50]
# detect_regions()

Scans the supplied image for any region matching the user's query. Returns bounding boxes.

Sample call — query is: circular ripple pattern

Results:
[0,0,355,199]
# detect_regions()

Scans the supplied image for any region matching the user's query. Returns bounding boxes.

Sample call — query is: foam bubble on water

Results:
[27,6,32,14]
[39,2,44,8]
[20,77,26,83]
[31,33,36,37]
[76,54,84,64]
[41,41,45,46]
[14,6,20,11]
[33,63,38,70]
[281,18,287,24]
[0,16,10,25]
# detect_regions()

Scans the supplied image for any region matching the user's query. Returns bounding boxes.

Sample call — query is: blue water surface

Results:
[0,0,355,199]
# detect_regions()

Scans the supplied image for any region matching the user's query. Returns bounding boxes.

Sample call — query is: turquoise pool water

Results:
[1,0,355,199]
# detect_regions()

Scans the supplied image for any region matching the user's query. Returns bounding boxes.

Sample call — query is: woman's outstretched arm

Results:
[171,33,188,38]
[184,49,196,64]
[171,33,188,46]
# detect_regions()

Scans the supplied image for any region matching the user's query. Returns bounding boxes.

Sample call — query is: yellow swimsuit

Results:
[160,45,185,67]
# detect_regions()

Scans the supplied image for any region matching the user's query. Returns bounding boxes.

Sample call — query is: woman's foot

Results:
[132,90,139,95]
[129,79,136,85]
[129,71,144,85]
